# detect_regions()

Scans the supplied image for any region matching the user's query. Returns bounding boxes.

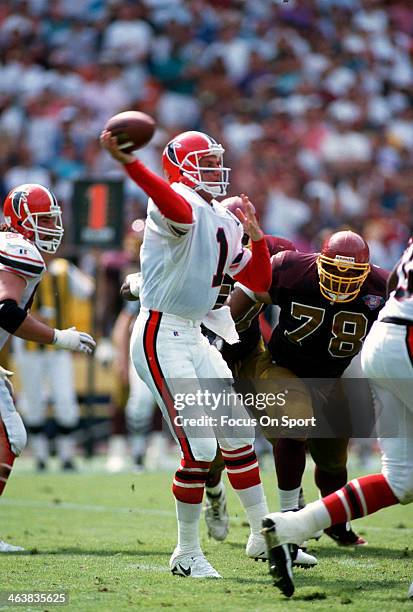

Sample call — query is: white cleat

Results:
[294,547,317,568]
[0,540,24,552]
[169,548,222,579]
[246,533,267,559]
[204,490,229,542]
[408,579,413,599]
[247,532,317,568]
[263,511,312,546]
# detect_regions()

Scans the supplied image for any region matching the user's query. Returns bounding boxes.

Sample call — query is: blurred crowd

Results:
[3,0,408,469]
[0,0,412,269]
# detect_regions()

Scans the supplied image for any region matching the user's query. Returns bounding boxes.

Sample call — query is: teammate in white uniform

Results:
[259,238,413,598]
[13,258,94,471]
[101,129,272,578]
[0,184,95,552]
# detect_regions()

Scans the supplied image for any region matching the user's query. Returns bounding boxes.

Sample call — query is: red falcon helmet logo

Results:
[11,190,28,219]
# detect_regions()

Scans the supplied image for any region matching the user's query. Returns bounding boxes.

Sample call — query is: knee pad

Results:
[2,411,27,456]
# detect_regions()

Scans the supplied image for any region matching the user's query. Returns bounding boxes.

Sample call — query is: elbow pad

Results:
[0,299,28,334]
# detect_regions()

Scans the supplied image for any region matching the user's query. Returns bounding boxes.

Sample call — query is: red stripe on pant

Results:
[0,419,15,495]
[172,458,210,504]
[323,474,399,524]
[222,445,261,490]
[143,310,194,460]
[406,327,413,364]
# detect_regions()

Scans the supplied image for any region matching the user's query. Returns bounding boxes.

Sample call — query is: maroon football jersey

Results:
[220,236,296,367]
[268,251,389,377]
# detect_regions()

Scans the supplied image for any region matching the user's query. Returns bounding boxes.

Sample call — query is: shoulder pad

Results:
[0,232,45,278]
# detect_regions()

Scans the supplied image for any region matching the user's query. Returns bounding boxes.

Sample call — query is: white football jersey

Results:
[379,237,413,321]
[139,183,251,320]
[0,231,45,350]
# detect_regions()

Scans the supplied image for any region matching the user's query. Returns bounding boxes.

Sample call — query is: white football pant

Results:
[130,308,255,462]
[14,346,79,429]
[361,321,413,504]
[0,377,27,456]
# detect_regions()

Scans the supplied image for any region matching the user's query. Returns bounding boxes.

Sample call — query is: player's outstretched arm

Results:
[100,130,192,224]
[13,317,95,354]
[231,195,271,292]
[227,285,271,322]
[226,286,257,321]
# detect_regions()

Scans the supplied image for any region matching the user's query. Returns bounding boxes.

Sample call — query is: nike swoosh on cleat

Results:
[174,563,191,577]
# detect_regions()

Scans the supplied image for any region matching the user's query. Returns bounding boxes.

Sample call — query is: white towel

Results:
[202,305,239,345]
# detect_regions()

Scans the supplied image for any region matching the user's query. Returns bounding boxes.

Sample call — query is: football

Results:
[221,196,257,217]
[221,196,243,214]
[105,110,156,153]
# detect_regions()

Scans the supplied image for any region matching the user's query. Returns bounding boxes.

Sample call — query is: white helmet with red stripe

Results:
[162,131,230,197]
[3,184,64,253]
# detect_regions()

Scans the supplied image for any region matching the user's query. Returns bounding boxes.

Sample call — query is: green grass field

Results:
[0,459,412,612]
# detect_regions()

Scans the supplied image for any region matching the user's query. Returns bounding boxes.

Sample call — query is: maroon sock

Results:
[315,466,348,497]
[273,439,306,490]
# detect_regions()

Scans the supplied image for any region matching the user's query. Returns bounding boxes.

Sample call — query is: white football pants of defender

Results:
[14,345,79,430]
[361,321,413,504]
[0,377,27,457]
[130,308,255,461]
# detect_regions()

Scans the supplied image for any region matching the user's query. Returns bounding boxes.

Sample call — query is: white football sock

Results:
[283,500,331,542]
[130,434,146,459]
[279,486,301,512]
[30,433,49,462]
[299,500,331,533]
[56,434,75,463]
[175,500,202,554]
[235,484,268,535]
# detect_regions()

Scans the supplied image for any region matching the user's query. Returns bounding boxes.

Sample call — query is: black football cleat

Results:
[262,517,295,597]
[324,522,367,546]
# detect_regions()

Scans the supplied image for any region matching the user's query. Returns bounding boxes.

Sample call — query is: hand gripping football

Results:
[105,111,156,153]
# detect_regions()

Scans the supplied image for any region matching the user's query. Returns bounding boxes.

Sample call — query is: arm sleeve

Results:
[125,160,192,224]
[232,238,271,292]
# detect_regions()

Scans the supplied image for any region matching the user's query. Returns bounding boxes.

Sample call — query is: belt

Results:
[140,306,202,328]
[381,316,413,326]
